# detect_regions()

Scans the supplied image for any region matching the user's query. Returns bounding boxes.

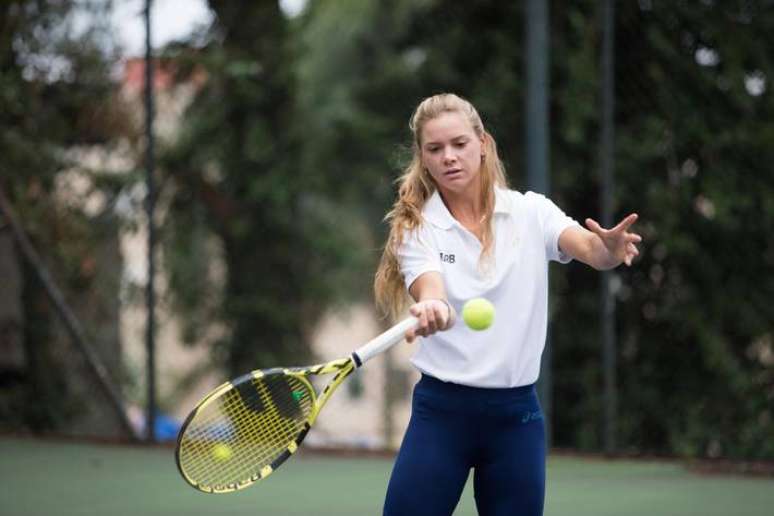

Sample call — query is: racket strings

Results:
[178,373,314,490]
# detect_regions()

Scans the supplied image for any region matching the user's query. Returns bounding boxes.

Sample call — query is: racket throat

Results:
[351,351,363,368]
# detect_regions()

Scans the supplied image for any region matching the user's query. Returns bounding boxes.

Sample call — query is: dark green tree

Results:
[160,1,363,374]
[549,0,774,460]
[613,1,773,460]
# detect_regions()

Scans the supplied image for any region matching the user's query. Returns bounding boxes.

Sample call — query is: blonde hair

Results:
[374,93,508,319]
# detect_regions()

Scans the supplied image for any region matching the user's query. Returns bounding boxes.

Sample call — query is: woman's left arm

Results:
[558,213,642,270]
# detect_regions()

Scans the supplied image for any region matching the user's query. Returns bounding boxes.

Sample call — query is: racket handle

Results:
[351,316,418,367]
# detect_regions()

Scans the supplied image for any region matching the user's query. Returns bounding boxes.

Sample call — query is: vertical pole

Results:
[525,0,551,447]
[600,0,617,455]
[144,0,157,443]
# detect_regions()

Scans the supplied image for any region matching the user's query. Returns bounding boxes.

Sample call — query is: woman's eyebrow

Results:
[424,135,469,146]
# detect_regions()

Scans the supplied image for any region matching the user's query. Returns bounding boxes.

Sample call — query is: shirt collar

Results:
[423,187,511,230]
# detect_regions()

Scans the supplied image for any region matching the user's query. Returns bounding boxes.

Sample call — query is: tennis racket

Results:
[175,316,418,494]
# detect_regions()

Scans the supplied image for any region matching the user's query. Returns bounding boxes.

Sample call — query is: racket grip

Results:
[351,316,418,367]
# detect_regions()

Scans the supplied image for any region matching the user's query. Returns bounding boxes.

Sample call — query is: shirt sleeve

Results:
[397,225,442,290]
[533,194,579,263]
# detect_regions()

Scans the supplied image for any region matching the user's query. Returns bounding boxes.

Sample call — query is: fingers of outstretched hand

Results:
[588,214,640,238]
[614,213,638,232]
[623,242,640,266]
[585,218,605,236]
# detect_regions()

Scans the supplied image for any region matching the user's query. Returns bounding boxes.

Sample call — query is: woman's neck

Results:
[439,186,485,233]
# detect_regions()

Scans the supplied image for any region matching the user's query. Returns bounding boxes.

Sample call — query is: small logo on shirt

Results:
[439,252,456,264]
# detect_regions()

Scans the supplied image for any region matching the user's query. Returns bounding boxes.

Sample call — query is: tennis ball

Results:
[462,298,495,331]
[212,443,233,461]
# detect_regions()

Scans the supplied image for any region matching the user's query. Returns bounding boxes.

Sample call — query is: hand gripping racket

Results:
[175,316,418,494]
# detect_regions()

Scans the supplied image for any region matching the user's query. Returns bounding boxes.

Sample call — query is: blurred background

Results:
[1,0,773,514]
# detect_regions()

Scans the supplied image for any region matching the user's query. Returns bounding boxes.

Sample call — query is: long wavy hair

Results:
[374,93,508,319]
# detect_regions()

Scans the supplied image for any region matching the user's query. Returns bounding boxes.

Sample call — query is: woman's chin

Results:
[439,176,475,194]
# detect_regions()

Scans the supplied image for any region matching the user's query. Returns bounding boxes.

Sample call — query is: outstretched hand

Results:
[585,213,642,267]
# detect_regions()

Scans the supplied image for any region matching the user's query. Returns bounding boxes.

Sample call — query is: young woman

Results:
[374,93,641,516]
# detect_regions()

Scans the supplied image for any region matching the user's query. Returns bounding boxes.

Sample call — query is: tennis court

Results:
[1,436,771,516]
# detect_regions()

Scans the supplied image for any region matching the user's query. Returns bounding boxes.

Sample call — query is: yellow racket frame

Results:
[175,316,417,494]
[175,358,355,493]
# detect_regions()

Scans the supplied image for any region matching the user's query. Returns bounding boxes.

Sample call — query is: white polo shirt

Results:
[398,187,579,388]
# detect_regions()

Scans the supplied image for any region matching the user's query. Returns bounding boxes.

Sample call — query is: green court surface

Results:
[0,437,772,515]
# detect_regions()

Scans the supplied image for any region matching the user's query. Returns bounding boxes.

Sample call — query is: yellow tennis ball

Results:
[211,443,233,461]
[462,298,495,331]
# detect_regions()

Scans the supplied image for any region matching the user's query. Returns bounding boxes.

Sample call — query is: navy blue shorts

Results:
[383,374,546,516]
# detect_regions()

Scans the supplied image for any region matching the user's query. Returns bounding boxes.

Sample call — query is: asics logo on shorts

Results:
[521,410,542,423]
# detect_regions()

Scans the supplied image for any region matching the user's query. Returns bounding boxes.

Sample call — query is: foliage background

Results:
[1,0,772,460]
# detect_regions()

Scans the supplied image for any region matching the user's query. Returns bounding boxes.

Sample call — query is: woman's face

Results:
[420,111,485,195]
